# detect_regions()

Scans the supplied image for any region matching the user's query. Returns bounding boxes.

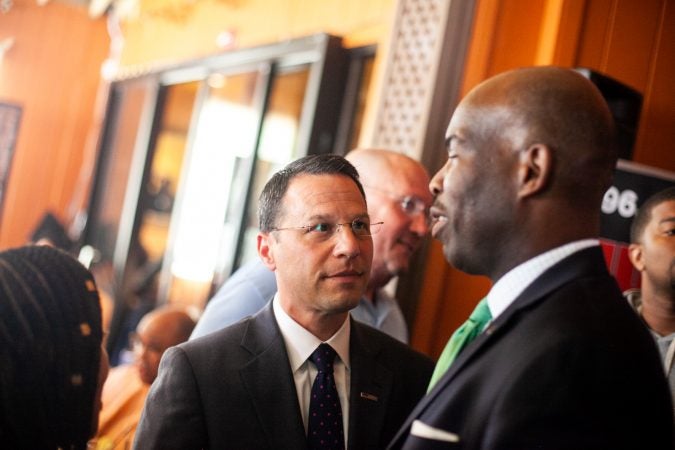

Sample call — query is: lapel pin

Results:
[360,392,378,402]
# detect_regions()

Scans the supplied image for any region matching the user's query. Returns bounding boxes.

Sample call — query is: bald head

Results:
[346,148,427,185]
[465,66,617,209]
[138,307,196,344]
[345,148,432,292]
[135,307,196,384]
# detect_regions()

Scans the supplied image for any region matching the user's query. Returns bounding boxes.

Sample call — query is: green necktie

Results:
[427,297,492,391]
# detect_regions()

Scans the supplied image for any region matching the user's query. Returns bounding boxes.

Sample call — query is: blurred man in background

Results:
[627,186,675,419]
[95,307,195,450]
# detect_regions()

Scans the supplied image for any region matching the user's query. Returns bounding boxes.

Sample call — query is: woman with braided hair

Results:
[0,245,109,449]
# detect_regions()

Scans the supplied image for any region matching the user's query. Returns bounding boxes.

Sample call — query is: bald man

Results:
[389,67,673,449]
[95,307,195,449]
[191,148,432,343]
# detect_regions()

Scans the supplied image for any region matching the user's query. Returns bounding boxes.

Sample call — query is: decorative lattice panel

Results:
[371,0,449,159]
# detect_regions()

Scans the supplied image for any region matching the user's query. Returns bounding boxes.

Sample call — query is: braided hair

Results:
[0,245,103,449]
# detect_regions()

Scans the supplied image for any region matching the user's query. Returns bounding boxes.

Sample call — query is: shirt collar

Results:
[487,239,600,320]
[272,293,351,372]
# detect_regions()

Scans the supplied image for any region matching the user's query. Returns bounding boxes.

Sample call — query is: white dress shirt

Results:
[272,294,351,444]
[487,239,600,320]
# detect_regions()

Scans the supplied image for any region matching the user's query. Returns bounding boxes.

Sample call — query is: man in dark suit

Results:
[388,67,673,449]
[134,154,433,449]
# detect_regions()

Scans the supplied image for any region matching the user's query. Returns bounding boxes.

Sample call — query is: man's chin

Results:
[328,293,362,312]
[388,249,415,274]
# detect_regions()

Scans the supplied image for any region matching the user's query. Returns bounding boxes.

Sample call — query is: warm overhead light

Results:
[0,36,14,63]
[89,0,113,18]
[1,0,12,14]
[216,30,236,49]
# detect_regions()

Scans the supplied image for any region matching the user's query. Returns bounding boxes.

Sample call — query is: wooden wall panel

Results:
[576,1,614,70]
[577,0,662,90]
[575,0,674,171]
[0,1,109,248]
[601,1,661,89]
[635,1,675,170]
[489,0,546,73]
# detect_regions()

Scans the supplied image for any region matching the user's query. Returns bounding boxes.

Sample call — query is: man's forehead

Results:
[446,102,475,137]
[283,174,366,211]
[287,173,361,193]
[391,178,432,204]
[651,200,675,222]
[375,164,430,196]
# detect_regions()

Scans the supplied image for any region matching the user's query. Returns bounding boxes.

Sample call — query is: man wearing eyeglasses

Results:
[134,154,434,449]
[190,148,433,343]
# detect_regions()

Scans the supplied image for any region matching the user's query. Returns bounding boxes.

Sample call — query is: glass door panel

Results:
[165,70,263,308]
[235,66,310,270]
[137,81,199,265]
[126,80,199,310]
[101,80,198,364]
[86,80,155,275]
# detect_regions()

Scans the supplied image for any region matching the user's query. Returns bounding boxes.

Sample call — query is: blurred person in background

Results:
[95,306,195,450]
[627,186,675,419]
[0,245,108,450]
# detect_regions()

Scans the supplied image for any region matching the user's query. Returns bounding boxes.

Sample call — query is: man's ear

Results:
[628,243,645,272]
[517,144,553,199]
[257,232,277,270]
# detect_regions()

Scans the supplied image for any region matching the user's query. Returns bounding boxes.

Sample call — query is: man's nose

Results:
[429,162,448,196]
[333,225,363,258]
[409,211,429,236]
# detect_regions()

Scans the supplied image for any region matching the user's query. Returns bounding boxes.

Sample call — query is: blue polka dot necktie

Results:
[307,343,345,450]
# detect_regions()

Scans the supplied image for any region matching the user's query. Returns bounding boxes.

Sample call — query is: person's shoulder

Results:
[102,364,142,397]
[353,321,433,368]
[227,258,276,286]
[182,315,254,354]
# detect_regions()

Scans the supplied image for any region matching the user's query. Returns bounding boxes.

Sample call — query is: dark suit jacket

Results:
[389,247,673,450]
[134,302,433,449]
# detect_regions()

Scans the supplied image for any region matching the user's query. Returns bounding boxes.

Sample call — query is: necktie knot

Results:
[310,343,337,373]
[468,298,492,325]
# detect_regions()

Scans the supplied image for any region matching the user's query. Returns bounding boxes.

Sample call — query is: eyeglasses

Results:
[365,186,430,219]
[271,218,383,242]
[399,196,429,216]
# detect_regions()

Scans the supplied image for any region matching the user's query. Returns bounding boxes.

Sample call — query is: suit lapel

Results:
[239,303,308,450]
[389,247,609,447]
[348,320,394,450]
[439,247,607,387]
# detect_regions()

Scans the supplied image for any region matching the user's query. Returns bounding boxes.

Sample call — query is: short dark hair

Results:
[0,245,103,449]
[630,186,675,243]
[258,154,365,232]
